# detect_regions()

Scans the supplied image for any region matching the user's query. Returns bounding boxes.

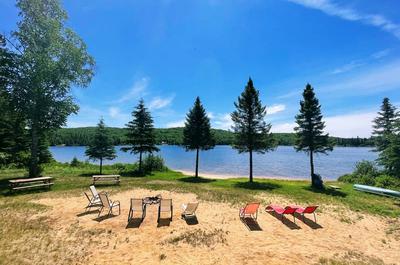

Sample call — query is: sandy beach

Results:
[29,188,400,265]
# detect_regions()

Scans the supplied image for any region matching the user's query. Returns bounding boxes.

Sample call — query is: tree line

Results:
[47,127,374,147]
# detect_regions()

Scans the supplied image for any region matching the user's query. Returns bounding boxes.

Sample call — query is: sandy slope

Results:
[34,189,400,265]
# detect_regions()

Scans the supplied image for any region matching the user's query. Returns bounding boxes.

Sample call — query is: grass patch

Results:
[317,251,389,265]
[163,228,228,247]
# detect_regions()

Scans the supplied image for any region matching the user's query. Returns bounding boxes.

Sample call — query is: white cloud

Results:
[108,107,120,118]
[288,0,400,39]
[271,122,295,133]
[322,59,400,95]
[330,60,365,75]
[371,49,391,59]
[148,95,174,110]
[213,113,233,130]
[166,119,185,128]
[114,77,149,104]
[324,111,375,138]
[272,111,375,138]
[267,104,286,115]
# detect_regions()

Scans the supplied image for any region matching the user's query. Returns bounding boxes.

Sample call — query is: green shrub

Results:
[142,155,166,173]
[353,160,379,178]
[70,157,81,167]
[375,175,400,190]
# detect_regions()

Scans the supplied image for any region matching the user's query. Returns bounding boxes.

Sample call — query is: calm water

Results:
[49,145,377,180]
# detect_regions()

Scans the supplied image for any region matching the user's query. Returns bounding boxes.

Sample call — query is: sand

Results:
[33,188,400,265]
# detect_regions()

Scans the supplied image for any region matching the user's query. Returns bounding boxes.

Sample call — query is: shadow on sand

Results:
[157,218,171,227]
[294,213,323,229]
[93,214,118,222]
[183,216,199,225]
[240,217,262,231]
[76,209,100,217]
[126,218,144,229]
[266,211,301,230]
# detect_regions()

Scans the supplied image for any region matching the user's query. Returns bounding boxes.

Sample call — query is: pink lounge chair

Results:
[295,205,319,223]
[239,202,260,220]
[265,205,297,223]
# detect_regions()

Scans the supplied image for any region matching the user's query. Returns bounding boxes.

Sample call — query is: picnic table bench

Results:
[92,175,120,185]
[9,177,54,192]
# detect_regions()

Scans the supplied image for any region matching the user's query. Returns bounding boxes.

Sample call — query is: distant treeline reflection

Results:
[49,127,374,147]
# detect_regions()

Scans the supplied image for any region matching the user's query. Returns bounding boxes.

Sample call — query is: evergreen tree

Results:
[122,100,159,173]
[294,83,333,189]
[372,98,398,152]
[183,97,215,177]
[379,134,400,177]
[85,119,116,174]
[231,78,276,183]
[10,0,95,177]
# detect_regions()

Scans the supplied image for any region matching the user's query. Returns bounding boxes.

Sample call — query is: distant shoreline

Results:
[176,169,310,181]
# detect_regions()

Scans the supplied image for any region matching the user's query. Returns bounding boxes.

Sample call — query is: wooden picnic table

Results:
[9,177,54,192]
[92,175,120,185]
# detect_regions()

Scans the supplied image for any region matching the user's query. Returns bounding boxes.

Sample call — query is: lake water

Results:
[49,145,377,180]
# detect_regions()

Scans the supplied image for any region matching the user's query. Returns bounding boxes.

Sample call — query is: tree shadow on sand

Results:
[178,177,216,184]
[303,186,347,197]
[234,181,281,191]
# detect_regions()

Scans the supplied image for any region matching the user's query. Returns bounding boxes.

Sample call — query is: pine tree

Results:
[183,97,215,178]
[379,134,400,177]
[294,83,333,189]
[85,119,116,174]
[122,100,159,173]
[231,78,276,183]
[372,98,398,152]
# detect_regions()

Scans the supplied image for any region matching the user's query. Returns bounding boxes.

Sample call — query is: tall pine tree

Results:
[294,83,333,189]
[372,98,398,152]
[183,97,215,178]
[231,78,275,183]
[122,99,159,173]
[85,118,116,174]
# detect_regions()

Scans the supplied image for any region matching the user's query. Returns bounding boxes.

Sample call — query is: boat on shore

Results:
[353,184,400,198]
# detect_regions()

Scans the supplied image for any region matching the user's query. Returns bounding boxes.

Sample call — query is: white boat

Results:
[353,184,400,198]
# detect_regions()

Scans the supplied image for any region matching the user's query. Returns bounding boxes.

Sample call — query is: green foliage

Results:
[338,160,400,190]
[378,134,400,177]
[294,83,333,188]
[372,97,398,152]
[183,97,215,177]
[231,78,276,182]
[122,99,159,172]
[8,0,95,177]
[48,127,374,147]
[183,97,215,151]
[142,155,167,173]
[85,119,116,174]
[70,157,81,167]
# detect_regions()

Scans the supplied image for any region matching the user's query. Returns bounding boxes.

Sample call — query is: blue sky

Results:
[1,0,400,137]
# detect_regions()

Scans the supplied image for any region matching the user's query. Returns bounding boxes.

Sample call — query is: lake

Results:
[49,145,377,180]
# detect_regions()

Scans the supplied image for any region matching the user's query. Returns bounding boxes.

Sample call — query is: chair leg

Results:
[293,214,296,223]
[314,212,317,223]
[171,206,173,221]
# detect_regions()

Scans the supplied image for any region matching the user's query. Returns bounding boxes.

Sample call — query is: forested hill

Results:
[49,127,374,147]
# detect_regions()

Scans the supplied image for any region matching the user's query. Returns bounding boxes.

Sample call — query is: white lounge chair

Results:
[181,202,199,219]
[84,192,102,212]
[158,199,173,222]
[98,192,120,217]
[128,198,146,223]
[90,185,100,200]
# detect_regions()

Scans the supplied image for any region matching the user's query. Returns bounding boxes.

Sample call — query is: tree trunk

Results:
[249,149,253,183]
[195,148,199,178]
[139,151,143,173]
[310,150,314,177]
[100,158,103,175]
[29,125,39,178]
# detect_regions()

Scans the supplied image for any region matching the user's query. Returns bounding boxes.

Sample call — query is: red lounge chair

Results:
[295,205,318,222]
[265,205,297,223]
[239,202,260,220]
